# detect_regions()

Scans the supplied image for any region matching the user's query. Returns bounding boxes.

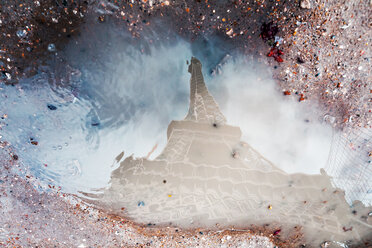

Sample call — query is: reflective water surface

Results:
[1,22,334,194]
[0,15,370,247]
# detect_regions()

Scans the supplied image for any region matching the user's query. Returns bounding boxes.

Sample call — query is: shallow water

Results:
[0,19,335,196]
[0,17,343,189]
[80,57,371,247]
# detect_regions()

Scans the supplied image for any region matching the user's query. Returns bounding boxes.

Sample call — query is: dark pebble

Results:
[47,104,57,110]
[30,138,38,145]
[297,57,305,64]
[98,15,105,22]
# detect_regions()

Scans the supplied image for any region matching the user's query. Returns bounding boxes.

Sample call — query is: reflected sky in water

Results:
[0,20,334,196]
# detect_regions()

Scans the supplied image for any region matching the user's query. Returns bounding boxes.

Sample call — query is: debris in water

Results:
[47,104,57,110]
[47,44,56,52]
[16,29,27,39]
[30,138,38,146]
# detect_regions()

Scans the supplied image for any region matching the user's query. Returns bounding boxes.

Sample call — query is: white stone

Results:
[300,0,311,9]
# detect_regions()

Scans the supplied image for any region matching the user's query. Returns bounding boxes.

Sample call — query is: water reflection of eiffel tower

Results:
[87,57,371,247]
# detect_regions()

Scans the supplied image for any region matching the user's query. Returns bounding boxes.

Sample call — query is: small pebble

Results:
[16,29,27,38]
[47,43,56,52]
[300,0,311,9]
[47,104,57,110]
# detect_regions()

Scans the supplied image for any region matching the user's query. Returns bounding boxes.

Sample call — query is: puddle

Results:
[76,57,370,246]
[0,15,370,247]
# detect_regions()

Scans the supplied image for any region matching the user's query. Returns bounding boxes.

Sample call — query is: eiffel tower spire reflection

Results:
[83,57,372,247]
